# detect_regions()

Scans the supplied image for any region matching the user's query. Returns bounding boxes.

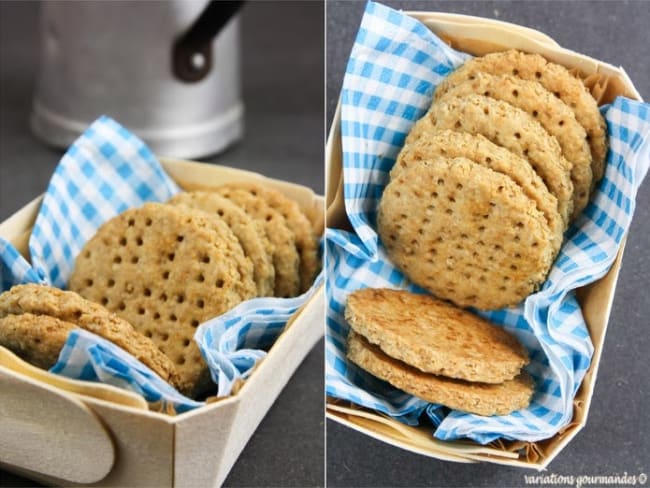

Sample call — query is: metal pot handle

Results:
[172,0,244,83]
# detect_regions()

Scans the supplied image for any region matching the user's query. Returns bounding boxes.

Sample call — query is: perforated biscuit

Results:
[347,332,534,416]
[399,125,564,257]
[0,313,76,370]
[69,203,256,397]
[429,94,574,226]
[345,288,529,383]
[0,284,180,388]
[215,187,301,298]
[438,73,593,219]
[168,191,275,297]
[377,157,554,310]
[434,49,607,183]
[219,182,319,293]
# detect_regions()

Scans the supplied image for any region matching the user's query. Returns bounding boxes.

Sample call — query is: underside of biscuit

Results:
[0,312,75,370]
[345,288,529,383]
[347,331,534,416]
[0,284,182,391]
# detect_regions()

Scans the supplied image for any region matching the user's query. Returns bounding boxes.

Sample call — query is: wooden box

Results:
[325,11,641,469]
[0,159,324,487]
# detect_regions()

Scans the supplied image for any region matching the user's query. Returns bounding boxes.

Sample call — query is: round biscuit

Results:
[69,203,256,397]
[0,284,181,389]
[438,73,593,219]
[377,157,555,310]
[434,49,607,183]
[345,288,529,383]
[0,313,76,370]
[219,182,320,293]
[428,94,575,226]
[168,191,275,297]
[347,331,534,416]
[399,124,564,257]
[215,187,301,298]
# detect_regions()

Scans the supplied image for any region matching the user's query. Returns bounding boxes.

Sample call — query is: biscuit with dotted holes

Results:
[437,73,593,220]
[345,288,529,383]
[398,125,564,257]
[377,157,554,310]
[69,203,256,397]
[0,284,181,389]
[215,187,301,298]
[347,331,534,416]
[428,94,574,226]
[168,191,275,297]
[434,49,607,183]
[218,182,320,293]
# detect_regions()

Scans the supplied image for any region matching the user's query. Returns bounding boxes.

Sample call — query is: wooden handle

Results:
[0,365,116,483]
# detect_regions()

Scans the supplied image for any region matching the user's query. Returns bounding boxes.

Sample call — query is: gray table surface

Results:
[327,1,649,487]
[0,1,323,487]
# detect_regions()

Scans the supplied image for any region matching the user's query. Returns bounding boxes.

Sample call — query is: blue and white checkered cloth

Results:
[52,329,204,413]
[326,1,650,443]
[0,116,322,413]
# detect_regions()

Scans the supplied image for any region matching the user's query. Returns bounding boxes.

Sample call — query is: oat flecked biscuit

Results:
[438,73,593,219]
[168,191,275,297]
[69,203,257,397]
[399,124,564,256]
[219,182,320,293]
[347,332,534,416]
[377,157,554,310]
[0,284,180,388]
[215,187,301,298]
[345,288,529,383]
[429,94,575,226]
[0,313,76,370]
[434,49,607,183]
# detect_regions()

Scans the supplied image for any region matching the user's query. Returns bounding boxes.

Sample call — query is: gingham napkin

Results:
[0,116,322,412]
[326,1,650,443]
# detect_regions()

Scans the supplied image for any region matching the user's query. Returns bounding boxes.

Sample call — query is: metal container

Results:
[31,1,243,159]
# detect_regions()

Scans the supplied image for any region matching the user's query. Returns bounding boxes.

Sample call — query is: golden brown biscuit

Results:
[399,124,564,257]
[219,182,320,293]
[438,72,593,219]
[347,332,534,416]
[0,284,180,388]
[0,313,75,370]
[434,49,607,183]
[69,203,256,397]
[428,94,574,226]
[377,157,554,310]
[345,288,529,383]
[168,191,275,297]
[215,187,301,298]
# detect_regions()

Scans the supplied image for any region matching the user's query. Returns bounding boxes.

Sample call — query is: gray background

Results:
[0,1,323,487]
[327,1,649,487]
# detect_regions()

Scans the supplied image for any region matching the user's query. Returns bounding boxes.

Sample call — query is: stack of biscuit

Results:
[378,49,607,310]
[0,182,320,399]
[345,288,534,416]
[0,284,181,388]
